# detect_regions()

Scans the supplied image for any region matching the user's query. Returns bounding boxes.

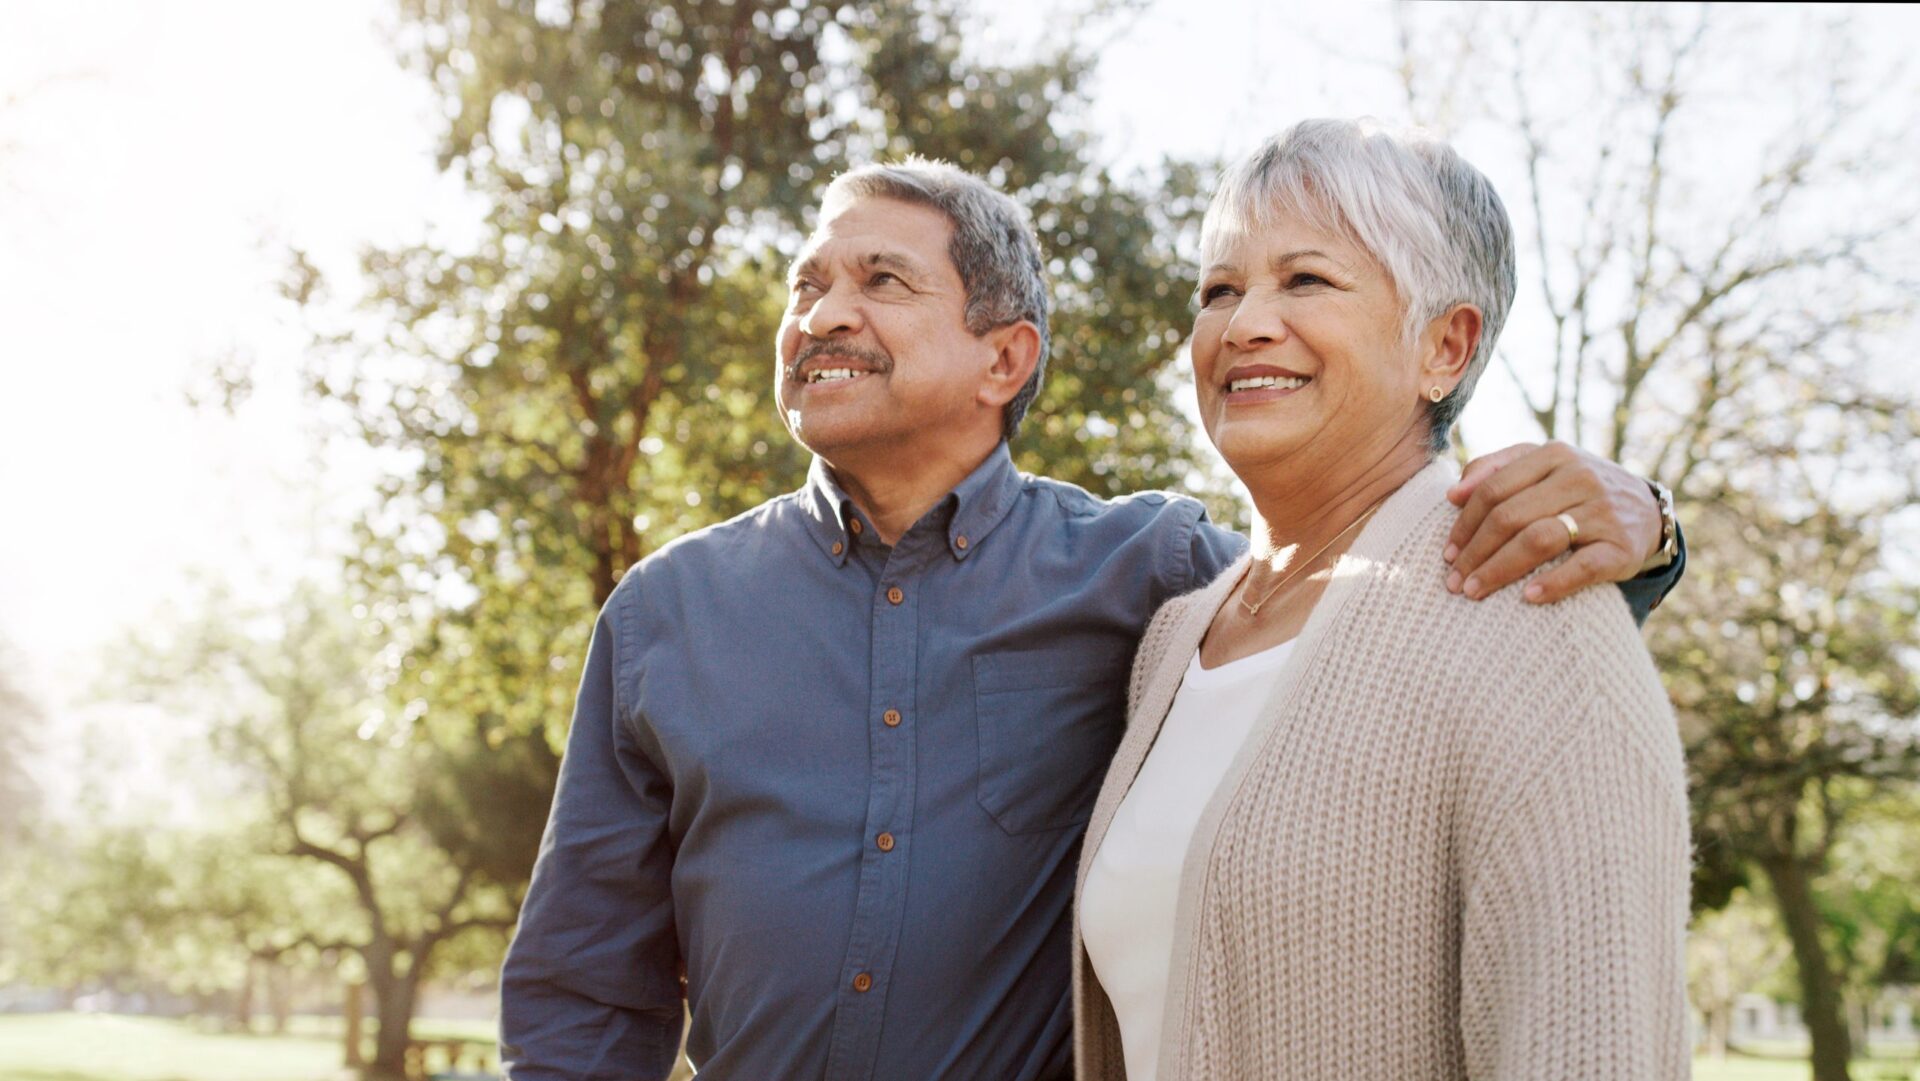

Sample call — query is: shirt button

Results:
[848,518,863,535]
[852,972,873,993]
[831,541,844,556]
[955,534,969,550]
[882,709,901,727]
[886,586,904,605]
[876,832,895,852]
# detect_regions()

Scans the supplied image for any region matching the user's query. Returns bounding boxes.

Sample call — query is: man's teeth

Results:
[1228,375,1310,392]
[806,368,866,384]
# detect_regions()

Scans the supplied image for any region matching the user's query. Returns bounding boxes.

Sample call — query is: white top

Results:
[1080,638,1295,1081]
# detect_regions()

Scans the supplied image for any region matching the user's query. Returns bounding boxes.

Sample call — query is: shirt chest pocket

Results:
[973,645,1132,836]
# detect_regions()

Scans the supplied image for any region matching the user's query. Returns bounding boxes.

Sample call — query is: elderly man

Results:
[499,160,1684,1080]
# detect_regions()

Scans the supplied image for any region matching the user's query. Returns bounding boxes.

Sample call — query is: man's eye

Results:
[869,272,904,288]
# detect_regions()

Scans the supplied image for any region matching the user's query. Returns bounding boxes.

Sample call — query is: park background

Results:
[2,1,1918,1079]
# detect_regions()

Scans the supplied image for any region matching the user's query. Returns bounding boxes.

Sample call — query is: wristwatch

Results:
[1639,478,1678,574]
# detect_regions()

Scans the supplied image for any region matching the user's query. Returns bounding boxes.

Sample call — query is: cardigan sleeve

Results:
[1457,677,1692,1081]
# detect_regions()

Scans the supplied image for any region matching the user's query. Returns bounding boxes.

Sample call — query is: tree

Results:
[0,639,39,848]
[281,0,1228,945]
[1688,886,1790,1059]
[1391,7,1920,1077]
[122,586,518,1080]
[1,826,177,1001]
[0,642,33,986]
[1820,785,1920,1054]
[1,821,347,1027]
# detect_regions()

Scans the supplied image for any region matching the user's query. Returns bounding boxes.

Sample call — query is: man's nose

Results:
[799,282,862,338]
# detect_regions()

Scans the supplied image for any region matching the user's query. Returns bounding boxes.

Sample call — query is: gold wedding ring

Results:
[1556,512,1580,546]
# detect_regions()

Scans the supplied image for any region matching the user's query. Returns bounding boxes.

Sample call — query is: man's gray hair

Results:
[1201,119,1516,452]
[823,158,1051,441]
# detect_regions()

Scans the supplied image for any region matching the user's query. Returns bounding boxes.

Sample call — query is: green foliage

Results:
[1822,787,1920,992]
[1,823,350,1000]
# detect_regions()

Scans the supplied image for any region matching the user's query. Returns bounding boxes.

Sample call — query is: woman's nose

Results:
[1223,296,1287,352]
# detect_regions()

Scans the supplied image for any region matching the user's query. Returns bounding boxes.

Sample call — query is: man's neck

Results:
[826,437,1001,546]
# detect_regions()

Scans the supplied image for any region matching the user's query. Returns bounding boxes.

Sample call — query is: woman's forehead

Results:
[1201,208,1370,270]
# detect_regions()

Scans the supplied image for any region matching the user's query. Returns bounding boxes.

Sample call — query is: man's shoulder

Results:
[1015,474,1244,591]
[1018,472,1208,529]
[614,490,809,597]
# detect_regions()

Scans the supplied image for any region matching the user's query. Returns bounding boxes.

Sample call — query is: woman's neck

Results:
[1245,438,1435,566]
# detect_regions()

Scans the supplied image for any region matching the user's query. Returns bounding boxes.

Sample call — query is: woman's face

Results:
[1190,210,1431,481]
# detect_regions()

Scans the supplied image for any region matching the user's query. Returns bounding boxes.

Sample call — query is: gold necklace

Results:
[1238,501,1387,617]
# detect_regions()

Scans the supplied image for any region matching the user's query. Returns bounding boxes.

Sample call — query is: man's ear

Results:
[1420,303,1483,395]
[977,320,1043,410]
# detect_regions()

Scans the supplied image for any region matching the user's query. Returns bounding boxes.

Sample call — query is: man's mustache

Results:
[784,340,894,381]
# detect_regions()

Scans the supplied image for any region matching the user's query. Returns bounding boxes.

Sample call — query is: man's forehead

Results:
[792,195,954,271]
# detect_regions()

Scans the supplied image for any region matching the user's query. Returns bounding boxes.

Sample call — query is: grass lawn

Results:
[0,1013,344,1081]
[0,1013,501,1081]
[1687,1052,1917,1081]
[1,1013,1913,1081]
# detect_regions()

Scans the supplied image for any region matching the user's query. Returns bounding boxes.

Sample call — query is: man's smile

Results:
[804,367,875,385]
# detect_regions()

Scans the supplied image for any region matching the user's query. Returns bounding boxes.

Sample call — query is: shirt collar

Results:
[799,442,1025,565]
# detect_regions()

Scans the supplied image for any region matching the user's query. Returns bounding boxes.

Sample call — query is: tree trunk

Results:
[1705,1004,1730,1059]
[232,960,254,1031]
[1762,855,1853,1081]
[268,962,292,1035]
[344,980,365,1068]
[365,961,421,1081]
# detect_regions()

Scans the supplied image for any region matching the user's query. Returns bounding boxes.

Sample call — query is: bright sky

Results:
[2,1,1915,806]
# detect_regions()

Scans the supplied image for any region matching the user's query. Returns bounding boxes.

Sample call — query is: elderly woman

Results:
[1073,120,1690,1081]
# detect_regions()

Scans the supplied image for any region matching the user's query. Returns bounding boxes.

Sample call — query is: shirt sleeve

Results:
[1184,509,1248,594]
[1458,686,1692,1080]
[1613,520,1686,626]
[500,591,684,1081]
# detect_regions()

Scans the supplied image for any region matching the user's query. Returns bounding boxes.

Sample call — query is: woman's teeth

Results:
[1228,375,1309,392]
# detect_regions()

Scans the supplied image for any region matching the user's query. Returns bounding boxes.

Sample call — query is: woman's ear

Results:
[1421,303,1483,394]
[977,320,1043,410]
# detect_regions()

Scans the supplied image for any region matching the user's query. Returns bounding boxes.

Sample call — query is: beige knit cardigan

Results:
[1071,462,1692,1081]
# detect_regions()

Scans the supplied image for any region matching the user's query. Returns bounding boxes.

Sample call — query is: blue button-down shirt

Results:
[500,443,1243,1080]
[499,443,1681,1080]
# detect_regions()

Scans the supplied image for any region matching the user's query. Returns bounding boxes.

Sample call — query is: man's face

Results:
[776,196,1000,464]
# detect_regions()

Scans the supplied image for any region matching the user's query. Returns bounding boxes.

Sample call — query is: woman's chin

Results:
[1212,431,1314,482]
[1205,408,1310,455]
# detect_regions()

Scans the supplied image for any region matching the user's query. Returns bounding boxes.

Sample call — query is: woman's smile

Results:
[1221,363,1313,404]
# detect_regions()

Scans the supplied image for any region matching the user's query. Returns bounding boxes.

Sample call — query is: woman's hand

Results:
[1442,441,1663,604]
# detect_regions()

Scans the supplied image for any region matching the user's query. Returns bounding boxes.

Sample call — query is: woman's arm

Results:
[1458,678,1692,1081]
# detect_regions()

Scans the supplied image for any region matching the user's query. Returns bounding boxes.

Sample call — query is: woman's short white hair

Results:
[1201,118,1516,452]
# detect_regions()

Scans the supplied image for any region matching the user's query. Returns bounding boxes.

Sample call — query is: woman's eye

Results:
[1289,273,1328,288]
[1200,283,1239,306]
